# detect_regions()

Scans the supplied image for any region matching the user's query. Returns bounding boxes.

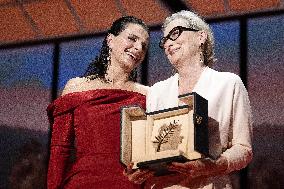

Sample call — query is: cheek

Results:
[165,48,171,57]
[123,39,134,48]
[165,52,171,61]
[141,50,147,58]
[116,38,129,50]
[181,40,194,53]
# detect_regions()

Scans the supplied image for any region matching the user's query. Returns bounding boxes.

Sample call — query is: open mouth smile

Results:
[125,50,138,61]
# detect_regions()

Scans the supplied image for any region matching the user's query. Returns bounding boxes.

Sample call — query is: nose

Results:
[134,40,141,49]
[164,39,173,50]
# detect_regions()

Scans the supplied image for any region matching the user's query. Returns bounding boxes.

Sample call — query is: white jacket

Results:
[146,67,253,189]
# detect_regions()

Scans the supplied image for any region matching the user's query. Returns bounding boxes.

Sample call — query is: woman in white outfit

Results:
[125,10,253,189]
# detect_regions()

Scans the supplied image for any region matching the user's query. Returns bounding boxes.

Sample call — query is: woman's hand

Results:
[168,157,228,179]
[123,163,154,184]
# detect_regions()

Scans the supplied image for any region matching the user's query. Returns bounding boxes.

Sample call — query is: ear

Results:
[198,30,207,44]
[107,34,115,49]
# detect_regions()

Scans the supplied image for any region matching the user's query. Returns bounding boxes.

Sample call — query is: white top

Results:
[146,67,253,189]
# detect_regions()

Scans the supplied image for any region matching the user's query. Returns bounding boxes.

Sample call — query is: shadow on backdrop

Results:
[0,125,48,189]
[248,123,284,189]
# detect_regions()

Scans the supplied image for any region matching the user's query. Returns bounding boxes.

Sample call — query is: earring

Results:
[199,43,204,64]
[104,48,113,83]
[107,48,111,62]
[200,53,204,65]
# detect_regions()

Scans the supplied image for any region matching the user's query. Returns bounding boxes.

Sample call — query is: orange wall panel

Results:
[0,7,36,42]
[229,0,280,12]
[70,0,122,32]
[24,0,78,37]
[120,0,170,25]
[0,1,283,44]
[185,0,225,16]
[0,0,13,4]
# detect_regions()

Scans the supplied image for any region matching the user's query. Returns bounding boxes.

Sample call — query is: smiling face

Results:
[163,18,203,67]
[107,23,149,73]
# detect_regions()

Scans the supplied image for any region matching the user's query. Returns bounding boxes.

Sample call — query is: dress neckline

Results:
[60,88,146,99]
[48,88,146,114]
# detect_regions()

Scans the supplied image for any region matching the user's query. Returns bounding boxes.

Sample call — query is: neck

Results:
[105,63,130,85]
[176,55,205,82]
[175,54,206,94]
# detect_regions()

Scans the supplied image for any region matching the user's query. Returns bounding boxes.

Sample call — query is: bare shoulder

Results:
[61,77,104,96]
[61,76,108,96]
[61,77,86,96]
[133,83,149,96]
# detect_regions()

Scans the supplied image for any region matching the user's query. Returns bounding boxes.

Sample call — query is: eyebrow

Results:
[128,33,148,47]
[128,33,138,38]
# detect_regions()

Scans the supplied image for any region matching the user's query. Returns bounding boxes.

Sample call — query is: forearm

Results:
[222,144,253,173]
[224,77,253,173]
[204,156,228,177]
[48,113,74,188]
[48,147,68,189]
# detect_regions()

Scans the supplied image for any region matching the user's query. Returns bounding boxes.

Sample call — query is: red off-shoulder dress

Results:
[47,89,145,189]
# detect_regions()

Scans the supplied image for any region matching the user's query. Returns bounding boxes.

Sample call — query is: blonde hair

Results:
[162,10,216,67]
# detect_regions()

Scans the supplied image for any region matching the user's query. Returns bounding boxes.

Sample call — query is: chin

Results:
[122,62,137,73]
[168,57,179,66]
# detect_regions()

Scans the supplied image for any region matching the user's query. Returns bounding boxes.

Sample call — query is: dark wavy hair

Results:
[84,16,149,82]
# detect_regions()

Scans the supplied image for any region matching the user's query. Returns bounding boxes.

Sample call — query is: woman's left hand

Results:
[168,157,228,179]
[123,163,154,184]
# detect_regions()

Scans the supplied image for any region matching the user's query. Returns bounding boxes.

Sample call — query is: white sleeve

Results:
[222,77,253,173]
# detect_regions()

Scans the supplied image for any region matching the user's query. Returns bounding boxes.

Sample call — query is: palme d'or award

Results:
[120,92,213,175]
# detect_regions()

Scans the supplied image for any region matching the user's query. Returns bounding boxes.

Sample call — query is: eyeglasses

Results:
[159,26,199,49]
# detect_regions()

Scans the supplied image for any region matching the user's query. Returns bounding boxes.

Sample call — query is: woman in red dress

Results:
[47,16,151,189]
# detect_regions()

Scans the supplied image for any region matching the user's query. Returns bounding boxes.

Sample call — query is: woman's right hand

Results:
[123,163,154,184]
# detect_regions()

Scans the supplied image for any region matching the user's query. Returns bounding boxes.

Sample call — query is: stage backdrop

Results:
[0,14,283,189]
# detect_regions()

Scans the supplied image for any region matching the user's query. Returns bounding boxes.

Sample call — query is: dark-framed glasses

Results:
[159,26,199,49]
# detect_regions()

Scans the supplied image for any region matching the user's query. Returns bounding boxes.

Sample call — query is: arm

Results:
[48,112,74,189]
[48,79,78,189]
[221,77,253,173]
[168,77,253,179]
